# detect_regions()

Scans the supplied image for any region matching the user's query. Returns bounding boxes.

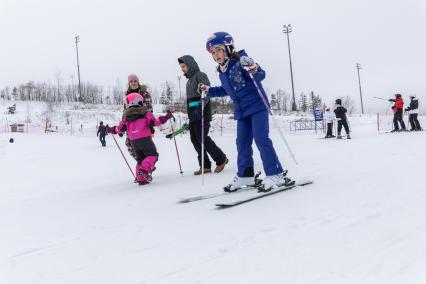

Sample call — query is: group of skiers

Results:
[96,31,293,191]
[322,93,422,139]
[389,94,422,132]
[95,31,422,191]
[323,99,351,139]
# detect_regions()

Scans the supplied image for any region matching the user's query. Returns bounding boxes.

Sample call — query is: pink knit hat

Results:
[128,73,139,83]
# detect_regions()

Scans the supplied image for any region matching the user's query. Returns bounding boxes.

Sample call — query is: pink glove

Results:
[106,126,117,134]
[159,111,174,124]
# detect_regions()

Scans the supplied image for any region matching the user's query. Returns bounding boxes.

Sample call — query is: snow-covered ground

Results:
[1,101,426,283]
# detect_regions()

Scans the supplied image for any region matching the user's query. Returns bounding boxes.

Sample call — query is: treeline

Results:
[0,80,356,114]
[0,81,123,105]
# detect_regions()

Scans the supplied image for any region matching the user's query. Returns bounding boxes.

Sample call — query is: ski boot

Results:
[135,165,152,185]
[259,171,295,192]
[346,134,351,139]
[337,135,343,139]
[223,171,262,192]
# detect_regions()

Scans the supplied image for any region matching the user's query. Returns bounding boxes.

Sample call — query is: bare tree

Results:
[342,96,356,114]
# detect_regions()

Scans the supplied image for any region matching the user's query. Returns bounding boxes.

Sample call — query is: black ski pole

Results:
[169,118,183,174]
[111,134,135,179]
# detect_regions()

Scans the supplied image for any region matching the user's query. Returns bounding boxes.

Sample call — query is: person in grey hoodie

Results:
[178,55,228,175]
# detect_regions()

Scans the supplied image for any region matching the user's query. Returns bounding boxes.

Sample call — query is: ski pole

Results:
[247,72,298,165]
[169,118,184,174]
[373,97,388,101]
[201,96,205,185]
[111,134,135,179]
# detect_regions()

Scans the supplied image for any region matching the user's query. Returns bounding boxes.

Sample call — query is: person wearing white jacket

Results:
[323,108,336,138]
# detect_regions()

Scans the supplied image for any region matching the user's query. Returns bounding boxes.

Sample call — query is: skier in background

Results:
[334,99,351,139]
[97,121,107,147]
[323,107,335,138]
[178,55,228,175]
[107,93,173,185]
[199,31,293,192]
[405,95,422,131]
[389,93,406,132]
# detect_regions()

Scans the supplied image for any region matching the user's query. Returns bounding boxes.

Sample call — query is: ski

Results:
[179,172,262,203]
[215,179,313,208]
[178,185,260,203]
[166,123,189,139]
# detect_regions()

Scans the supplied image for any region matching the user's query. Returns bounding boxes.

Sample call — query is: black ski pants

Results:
[326,123,333,137]
[189,120,226,169]
[409,113,422,130]
[99,134,106,146]
[393,109,406,130]
[337,119,350,135]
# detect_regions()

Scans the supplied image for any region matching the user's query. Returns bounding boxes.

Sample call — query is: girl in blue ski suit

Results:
[199,32,293,191]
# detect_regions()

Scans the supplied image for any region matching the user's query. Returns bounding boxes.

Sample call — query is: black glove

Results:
[405,108,409,111]
[118,132,123,137]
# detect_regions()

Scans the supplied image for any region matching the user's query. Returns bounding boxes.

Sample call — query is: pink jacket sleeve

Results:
[145,112,162,127]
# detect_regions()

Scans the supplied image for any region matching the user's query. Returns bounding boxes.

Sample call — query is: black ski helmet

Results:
[9,138,14,143]
[99,121,103,125]
[395,94,402,98]
[335,99,342,105]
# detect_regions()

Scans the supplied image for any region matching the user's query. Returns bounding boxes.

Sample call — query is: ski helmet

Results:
[126,92,143,107]
[206,32,235,55]
[335,99,342,105]
[395,93,402,98]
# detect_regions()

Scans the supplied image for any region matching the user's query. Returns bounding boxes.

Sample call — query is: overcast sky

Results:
[1,0,425,112]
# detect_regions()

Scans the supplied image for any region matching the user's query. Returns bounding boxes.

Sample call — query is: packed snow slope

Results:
[1,114,426,284]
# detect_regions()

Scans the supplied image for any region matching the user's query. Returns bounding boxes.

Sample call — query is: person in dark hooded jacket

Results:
[178,55,228,175]
[97,121,107,147]
[333,99,351,139]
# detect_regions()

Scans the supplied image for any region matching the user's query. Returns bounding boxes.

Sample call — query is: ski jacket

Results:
[390,97,404,113]
[97,124,107,136]
[207,50,268,120]
[126,85,153,112]
[405,97,419,114]
[177,55,212,123]
[334,104,348,120]
[115,107,164,141]
[323,110,335,123]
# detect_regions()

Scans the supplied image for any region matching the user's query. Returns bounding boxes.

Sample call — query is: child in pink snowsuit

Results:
[109,93,173,185]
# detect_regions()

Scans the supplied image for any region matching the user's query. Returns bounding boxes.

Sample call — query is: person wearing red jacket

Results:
[388,94,406,132]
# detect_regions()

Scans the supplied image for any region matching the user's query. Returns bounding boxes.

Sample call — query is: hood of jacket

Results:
[178,55,200,79]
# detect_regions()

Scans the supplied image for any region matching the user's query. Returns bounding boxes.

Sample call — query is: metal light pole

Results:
[356,63,364,114]
[74,35,82,101]
[282,24,297,111]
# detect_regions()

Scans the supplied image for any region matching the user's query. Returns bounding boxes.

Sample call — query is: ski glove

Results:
[106,126,117,134]
[159,111,174,124]
[197,83,209,98]
[240,56,258,73]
